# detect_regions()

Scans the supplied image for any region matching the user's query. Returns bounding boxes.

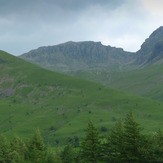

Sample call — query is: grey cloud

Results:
[0,0,161,55]
[0,0,125,11]
[0,0,128,28]
[0,0,126,18]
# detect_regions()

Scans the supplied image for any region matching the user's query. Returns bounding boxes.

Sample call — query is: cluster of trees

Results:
[0,130,54,163]
[0,112,163,162]
[60,112,163,163]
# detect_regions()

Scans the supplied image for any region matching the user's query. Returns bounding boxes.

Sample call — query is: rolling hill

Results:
[68,63,163,102]
[0,50,163,147]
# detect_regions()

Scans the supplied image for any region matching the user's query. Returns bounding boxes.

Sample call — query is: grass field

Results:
[0,50,163,147]
[68,63,163,102]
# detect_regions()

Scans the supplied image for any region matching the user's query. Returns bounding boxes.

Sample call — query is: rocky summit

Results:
[136,26,163,64]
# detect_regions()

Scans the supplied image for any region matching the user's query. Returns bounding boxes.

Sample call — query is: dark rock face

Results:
[20,41,135,72]
[150,41,163,60]
[136,26,163,64]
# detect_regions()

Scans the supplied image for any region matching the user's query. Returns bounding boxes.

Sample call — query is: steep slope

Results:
[0,52,163,146]
[20,41,135,72]
[136,26,163,64]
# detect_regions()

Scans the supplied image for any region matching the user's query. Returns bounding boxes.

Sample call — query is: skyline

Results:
[0,0,163,55]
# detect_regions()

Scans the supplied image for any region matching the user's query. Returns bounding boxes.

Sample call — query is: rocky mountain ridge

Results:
[136,26,163,64]
[20,41,135,71]
[20,26,163,72]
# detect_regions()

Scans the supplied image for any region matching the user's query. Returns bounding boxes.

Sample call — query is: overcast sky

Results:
[0,0,163,56]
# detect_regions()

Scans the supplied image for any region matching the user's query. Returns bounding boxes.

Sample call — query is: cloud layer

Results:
[0,0,163,55]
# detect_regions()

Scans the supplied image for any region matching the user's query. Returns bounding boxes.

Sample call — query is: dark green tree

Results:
[106,120,124,162]
[26,130,49,163]
[0,135,10,163]
[10,136,27,162]
[81,120,101,163]
[54,147,62,163]
[152,129,163,162]
[61,144,75,163]
[122,111,144,162]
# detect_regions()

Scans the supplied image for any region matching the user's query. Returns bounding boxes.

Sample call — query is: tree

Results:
[61,144,75,163]
[81,120,101,163]
[151,129,163,162]
[105,120,124,162]
[122,111,144,162]
[10,136,27,162]
[26,130,48,163]
[54,147,62,163]
[0,135,10,163]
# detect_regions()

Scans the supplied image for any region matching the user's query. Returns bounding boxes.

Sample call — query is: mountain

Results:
[20,27,163,73]
[1,50,163,147]
[136,26,163,64]
[20,41,135,72]
[20,27,163,69]
[19,27,163,103]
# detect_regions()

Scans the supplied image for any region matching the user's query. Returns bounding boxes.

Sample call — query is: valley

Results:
[1,1,163,162]
[0,50,163,147]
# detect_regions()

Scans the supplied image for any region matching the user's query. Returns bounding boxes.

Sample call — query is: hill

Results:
[69,63,163,102]
[1,51,163,147]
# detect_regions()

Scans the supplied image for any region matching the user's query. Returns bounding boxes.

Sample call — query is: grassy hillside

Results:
[0,50,163,147]
[108,64,163,102]
[68,63,163,102]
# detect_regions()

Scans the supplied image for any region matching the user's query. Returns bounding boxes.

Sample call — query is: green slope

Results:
[68,63,163,102]
[0,50,163,147]
[108,64,163,102]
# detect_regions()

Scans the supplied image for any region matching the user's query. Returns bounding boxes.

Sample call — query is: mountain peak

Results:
[60,41,102,46]
[150,26,163,38]
[136,26,163,64]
